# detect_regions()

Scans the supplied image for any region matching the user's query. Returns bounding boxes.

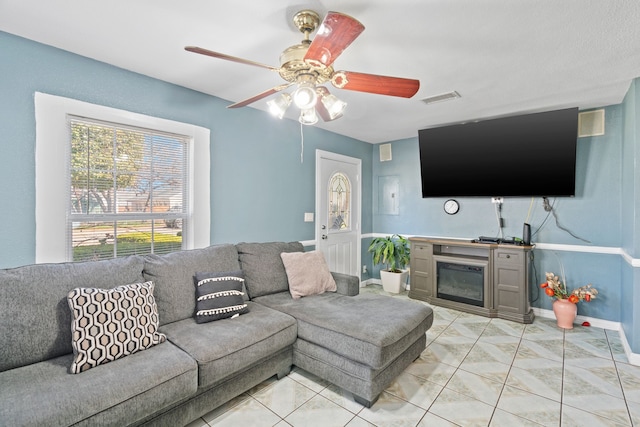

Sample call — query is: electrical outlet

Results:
[362,265,367,274]
[491,197,503,204]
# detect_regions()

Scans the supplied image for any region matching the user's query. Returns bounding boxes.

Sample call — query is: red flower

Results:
[545,287,555,297]
[540,282,548,288]
[568,294,579,304]
[585,294,591,302]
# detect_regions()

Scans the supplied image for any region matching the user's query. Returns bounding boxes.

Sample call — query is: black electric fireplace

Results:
[436,259,488,307]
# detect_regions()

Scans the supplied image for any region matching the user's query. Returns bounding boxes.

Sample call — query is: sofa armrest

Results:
[331,272,360,296]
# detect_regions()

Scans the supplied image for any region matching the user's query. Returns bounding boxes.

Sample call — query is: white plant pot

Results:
[380,269,409,294]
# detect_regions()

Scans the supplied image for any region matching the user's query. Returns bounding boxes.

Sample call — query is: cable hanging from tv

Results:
[542,197,591,244]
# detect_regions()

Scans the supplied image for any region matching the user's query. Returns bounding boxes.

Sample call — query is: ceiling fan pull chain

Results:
[300,122,304,164]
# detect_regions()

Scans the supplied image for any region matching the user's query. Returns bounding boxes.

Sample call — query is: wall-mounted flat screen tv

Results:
[418,107,578,197]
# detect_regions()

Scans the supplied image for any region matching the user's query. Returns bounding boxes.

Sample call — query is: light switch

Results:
[304,212,314,222]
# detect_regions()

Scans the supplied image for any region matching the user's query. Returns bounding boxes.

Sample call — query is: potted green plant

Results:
[368,234,410,293]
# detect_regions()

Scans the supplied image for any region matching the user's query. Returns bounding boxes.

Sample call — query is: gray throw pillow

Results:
[194,271,249,323]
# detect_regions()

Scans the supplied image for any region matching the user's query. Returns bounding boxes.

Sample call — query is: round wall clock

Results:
[444,199,460,215]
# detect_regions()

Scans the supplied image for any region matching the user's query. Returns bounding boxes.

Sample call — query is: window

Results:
[69,118,189,261]
[328,172,351,230]
[35,93,210,263]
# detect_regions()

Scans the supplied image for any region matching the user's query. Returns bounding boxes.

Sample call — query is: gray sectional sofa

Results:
[0,242,433,426]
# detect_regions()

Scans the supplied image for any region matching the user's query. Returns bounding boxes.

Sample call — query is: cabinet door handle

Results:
[506,254,511,258]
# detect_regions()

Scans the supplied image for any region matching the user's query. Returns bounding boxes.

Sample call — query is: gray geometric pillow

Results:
[67,281,166,374]
[194,271,249,323]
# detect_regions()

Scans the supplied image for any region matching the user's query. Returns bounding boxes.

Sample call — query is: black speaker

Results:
[523,223,531,245]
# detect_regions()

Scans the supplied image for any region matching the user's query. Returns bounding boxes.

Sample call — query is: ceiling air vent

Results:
[421,91,461,105]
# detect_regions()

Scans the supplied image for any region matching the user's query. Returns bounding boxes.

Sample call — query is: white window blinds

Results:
[68,116,189,261]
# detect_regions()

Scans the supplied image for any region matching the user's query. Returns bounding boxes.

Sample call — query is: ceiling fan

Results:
[185,10,420,125]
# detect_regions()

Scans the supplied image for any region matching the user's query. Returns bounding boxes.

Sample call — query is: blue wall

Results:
[372,106,623,245]
[0,31,372,269]
[621,79,640,352]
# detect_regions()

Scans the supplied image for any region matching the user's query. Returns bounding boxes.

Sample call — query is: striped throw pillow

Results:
[194,271,249,323]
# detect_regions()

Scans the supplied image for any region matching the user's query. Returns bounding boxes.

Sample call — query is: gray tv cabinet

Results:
[408,237,535,323]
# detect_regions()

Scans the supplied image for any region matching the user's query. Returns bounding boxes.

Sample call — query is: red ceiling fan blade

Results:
[304,12,365,68]
[331,71,420,98]
[227,83,293,109]
[185,46,279,72]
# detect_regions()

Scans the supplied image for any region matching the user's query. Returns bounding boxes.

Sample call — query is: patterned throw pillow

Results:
[194,271,249,323]
[67,281,166,374]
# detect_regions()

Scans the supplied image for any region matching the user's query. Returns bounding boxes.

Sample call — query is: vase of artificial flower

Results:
[541,272,599,329]
[552,298,578,329]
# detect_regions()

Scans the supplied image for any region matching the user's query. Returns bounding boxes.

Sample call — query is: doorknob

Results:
[321,234,328,240]
[321,225,326,230]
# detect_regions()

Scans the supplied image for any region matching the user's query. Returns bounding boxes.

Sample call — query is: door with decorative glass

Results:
[316,150,361,277]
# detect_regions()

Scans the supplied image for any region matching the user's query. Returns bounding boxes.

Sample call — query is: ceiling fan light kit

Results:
[266,93,292,119]
[319,92,347,120]
[299,108,319,125]
[185,9,420,125]
[292,79,318,109]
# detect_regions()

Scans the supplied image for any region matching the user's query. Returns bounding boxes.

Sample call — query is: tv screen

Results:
[418,108,578,197]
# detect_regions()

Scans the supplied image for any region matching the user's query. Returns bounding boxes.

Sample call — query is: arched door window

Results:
[328,172,351,230]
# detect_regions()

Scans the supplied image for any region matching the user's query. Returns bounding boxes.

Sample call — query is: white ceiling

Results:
[2,0,640,143]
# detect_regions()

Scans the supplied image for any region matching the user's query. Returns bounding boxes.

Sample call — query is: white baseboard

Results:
[360,278,380,287]
[531,307,620,330]
[621,331,640,366]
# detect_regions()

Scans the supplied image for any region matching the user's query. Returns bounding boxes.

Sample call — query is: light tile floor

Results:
[186,285,640,427]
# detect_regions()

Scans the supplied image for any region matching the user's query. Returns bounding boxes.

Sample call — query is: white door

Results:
[316,150,361,278]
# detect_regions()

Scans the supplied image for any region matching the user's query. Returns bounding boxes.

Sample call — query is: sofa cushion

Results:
[161,301,297,389]
[0,255,146,372]
[67,281,166,373]
[143,244,241,325]
[194,271,249,323]
[280,251,336,299]
[253,292,433,369]
[236,241,303,299]
[0,341,197,427]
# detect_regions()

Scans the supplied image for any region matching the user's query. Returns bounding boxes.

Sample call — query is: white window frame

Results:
[35,92,210,263]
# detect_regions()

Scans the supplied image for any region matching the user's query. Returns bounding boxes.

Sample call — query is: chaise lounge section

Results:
[238,241,432,407]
